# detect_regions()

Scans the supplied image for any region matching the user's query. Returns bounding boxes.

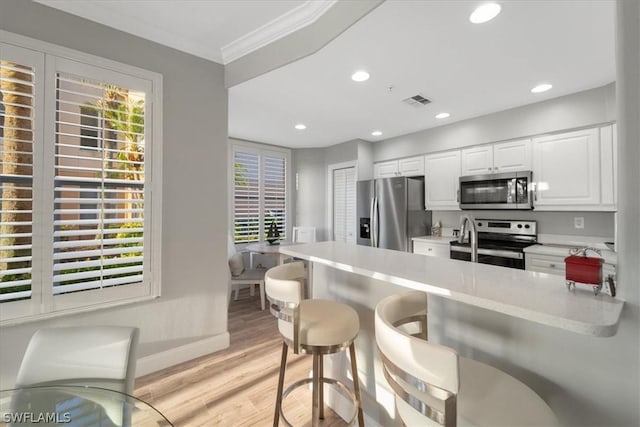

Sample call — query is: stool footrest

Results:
[279,376,359,427]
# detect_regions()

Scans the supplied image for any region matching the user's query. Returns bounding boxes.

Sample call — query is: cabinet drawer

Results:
[413,241,449,258]
[525,254,565,275]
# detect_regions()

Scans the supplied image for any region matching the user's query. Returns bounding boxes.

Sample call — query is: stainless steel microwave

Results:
[459,171,533,210]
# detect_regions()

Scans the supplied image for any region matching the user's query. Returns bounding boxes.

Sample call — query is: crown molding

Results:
[221,0,338,64]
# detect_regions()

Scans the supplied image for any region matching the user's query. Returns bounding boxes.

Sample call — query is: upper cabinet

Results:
[374,156,424,178]
[532,127,615,211]
[398,156,425,176]
[600,124,617,209]
[424,150,461,210]
[461,139,532,176]
[373,160,400,178]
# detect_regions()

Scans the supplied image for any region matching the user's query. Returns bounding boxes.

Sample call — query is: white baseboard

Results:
[136,332,230,377]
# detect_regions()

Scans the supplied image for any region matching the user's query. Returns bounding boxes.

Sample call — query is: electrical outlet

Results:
[574,217,585,229]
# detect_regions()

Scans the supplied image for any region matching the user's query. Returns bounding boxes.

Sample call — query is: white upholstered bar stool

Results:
[375,291,557,427]
[265,261,364,427]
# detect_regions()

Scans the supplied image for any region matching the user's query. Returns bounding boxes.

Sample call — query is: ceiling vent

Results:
[402,94,431,107]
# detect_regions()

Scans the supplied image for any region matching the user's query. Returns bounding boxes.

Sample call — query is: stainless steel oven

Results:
[450,219,537,270]
[459,171,533,210]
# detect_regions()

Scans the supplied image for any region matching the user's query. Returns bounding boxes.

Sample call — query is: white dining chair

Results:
[228,234,266,310]
[16,326,139,394]
[375,291,558,427]
[292,226,316,243]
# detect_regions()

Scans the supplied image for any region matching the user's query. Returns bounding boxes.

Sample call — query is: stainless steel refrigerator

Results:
[357,176,432,251]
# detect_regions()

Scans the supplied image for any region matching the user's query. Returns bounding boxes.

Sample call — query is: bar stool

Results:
[375,291,557,427]
[265,261,364,426]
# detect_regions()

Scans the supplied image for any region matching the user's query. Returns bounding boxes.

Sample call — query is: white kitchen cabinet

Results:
[525,253,616,284]
[532,128,601,210]
[413,240,450,258]
[461,139,531,176]
[374,160,400,178]
[424,150,461,210]
[374,156,424,178]
[398,156,425,176]
[525,253,566,275]
[493,139,532,172]
[600,124,617,209]
[461,145,493,175]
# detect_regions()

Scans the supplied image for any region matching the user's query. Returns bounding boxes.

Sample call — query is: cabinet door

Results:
[525,254,565,275]
[532,128,600,209]
[374,160,399,178]
[493,138,532,172]
[461,145,493,176]
[398,156,425,177]
[413,240,449,258]
[424,151,461,210]
[600,124,616,210]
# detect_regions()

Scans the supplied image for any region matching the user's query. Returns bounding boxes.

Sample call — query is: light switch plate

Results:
[574,217,585,229]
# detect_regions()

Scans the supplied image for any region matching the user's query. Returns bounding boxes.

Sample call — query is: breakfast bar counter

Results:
[280,241,623,337]
[279,241,629,426]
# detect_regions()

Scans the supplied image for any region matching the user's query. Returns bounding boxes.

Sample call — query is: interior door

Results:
[333,167,356,244]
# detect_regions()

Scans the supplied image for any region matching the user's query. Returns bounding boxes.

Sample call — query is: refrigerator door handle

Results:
[369,197,375,247]
[373,197,380,248]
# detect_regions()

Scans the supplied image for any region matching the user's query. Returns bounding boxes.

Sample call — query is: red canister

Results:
[565,255,603,285]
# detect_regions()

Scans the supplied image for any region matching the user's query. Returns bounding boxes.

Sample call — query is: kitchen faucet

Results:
[458,213,478,262]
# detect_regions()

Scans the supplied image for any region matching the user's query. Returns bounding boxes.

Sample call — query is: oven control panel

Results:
[475,220,537,236]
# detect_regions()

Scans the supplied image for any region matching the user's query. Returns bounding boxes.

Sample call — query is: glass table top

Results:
[0,386,172,427]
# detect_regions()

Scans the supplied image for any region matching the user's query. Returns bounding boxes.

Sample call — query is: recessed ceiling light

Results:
[371,131,382,136]
[531,83,553,93]
[351,70,370,82]
[294,123,306,130]
[470,3,502,24]
[435,112,450,119]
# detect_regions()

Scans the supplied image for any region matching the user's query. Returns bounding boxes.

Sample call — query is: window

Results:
[232,143,289,243]
[0,35,162,323]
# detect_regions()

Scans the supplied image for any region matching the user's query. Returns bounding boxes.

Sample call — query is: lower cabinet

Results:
[413,240,450,258]
[525,253,616,281]
[525,253,566,275]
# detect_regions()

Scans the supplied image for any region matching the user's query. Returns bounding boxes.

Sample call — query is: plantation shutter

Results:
[344,167,356,243]
[53,71,145,294]
[333,169,346,242]
[263,152,286,240]
[234,150,260,242]
[0,53,38,304]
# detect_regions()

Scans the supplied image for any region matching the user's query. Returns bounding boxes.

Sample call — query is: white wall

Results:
[0,0,230,386]
[292,148,328,240]
[614,1,640,422]
[292,139,366,241]
[357,140,374,181]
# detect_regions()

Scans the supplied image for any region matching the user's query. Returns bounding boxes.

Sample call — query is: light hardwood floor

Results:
[135,288,347,426]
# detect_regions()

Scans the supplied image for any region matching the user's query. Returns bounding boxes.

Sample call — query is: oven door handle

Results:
[450,246,524,260]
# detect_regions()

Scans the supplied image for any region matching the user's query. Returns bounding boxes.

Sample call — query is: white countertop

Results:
[280,242,623,337]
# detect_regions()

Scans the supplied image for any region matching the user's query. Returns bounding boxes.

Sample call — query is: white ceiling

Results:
[34,0,311,63]
[37,0,616,150]
[230,0,615,148]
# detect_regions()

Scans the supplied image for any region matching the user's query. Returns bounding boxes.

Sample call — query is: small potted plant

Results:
[266,219,280,245]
